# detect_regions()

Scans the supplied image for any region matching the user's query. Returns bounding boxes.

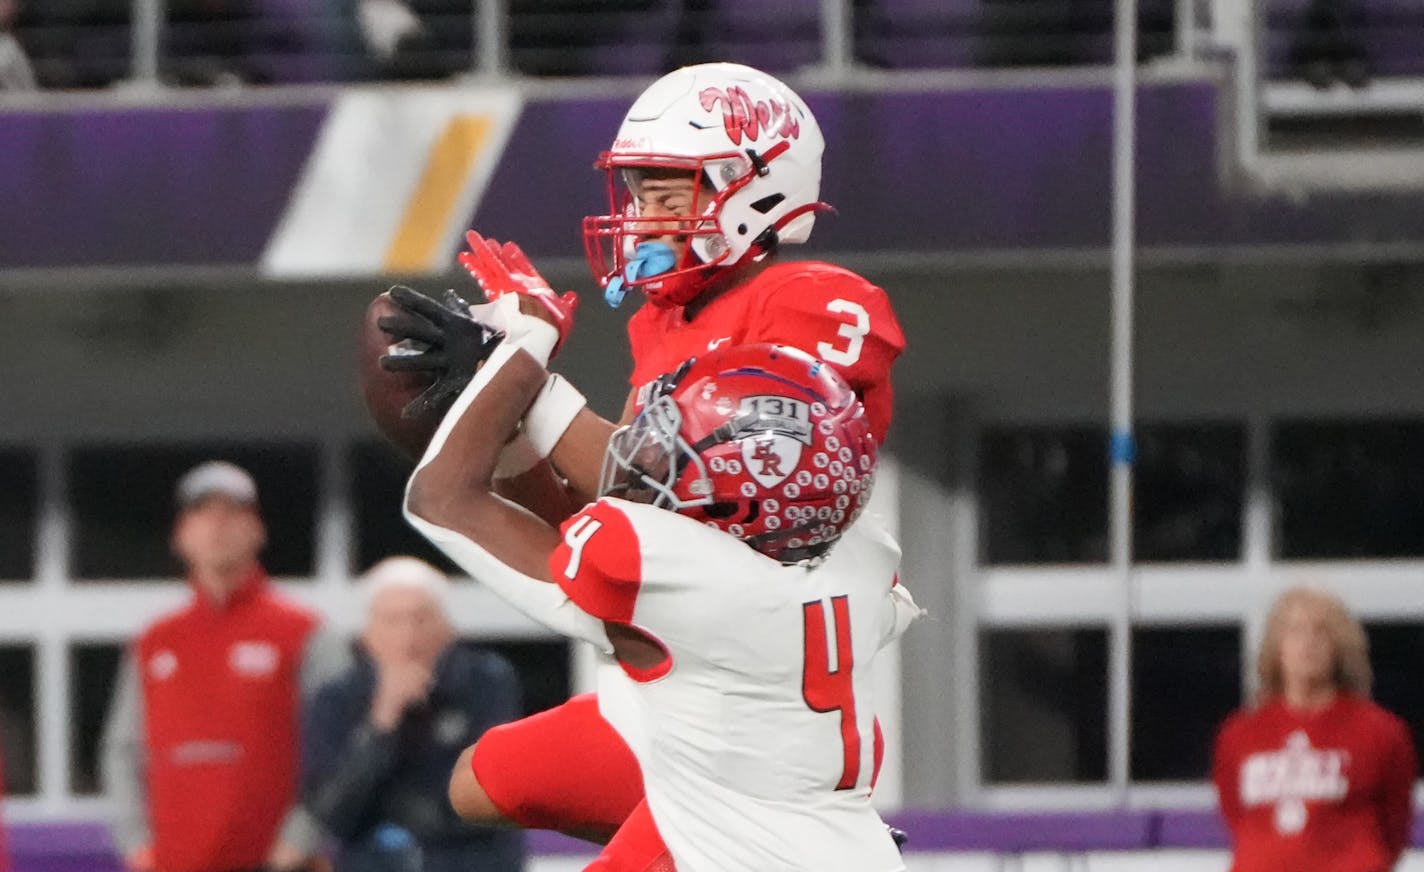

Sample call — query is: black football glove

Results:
[378,285,504,419]
[888,826,909,853]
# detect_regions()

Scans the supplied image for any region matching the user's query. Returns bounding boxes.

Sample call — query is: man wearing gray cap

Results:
[101,461,346,872]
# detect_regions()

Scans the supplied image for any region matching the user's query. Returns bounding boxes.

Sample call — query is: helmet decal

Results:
[697,86,802,145]
[743,434,802,488]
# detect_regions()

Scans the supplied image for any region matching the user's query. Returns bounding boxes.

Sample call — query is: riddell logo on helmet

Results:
[699,87,800,145]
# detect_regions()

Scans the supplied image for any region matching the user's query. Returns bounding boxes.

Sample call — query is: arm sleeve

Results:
[99,651,152,856]
[401,341,613,654]
[300,680,400,841]
[1212,716,1244,835]
[405,501,614,654]
[1378,716,1416,863]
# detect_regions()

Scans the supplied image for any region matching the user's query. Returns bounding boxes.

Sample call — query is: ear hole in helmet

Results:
[749,194,785,214]
[703,500,760,525]
[703,501,739,519]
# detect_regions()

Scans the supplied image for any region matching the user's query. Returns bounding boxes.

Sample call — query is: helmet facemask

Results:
[584,152,761,309]
[599,395,714,510]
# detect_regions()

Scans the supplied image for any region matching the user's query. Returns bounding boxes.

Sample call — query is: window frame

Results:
[0,438,565,820]
[963,415,1424,808]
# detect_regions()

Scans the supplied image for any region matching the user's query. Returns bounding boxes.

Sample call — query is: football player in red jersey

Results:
[380,63,906,866]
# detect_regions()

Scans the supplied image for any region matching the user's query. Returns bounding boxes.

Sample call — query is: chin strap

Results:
[604,241,679,308]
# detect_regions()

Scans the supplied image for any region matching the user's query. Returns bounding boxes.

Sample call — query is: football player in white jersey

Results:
[401,339,920,871]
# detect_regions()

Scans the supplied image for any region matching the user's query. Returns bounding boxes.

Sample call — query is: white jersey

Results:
[550,497,918,872]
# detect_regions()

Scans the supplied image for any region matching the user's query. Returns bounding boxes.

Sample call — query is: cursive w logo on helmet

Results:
[699,86,801,146]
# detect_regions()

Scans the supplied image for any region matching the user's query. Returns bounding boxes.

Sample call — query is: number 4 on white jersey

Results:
[562,515,603,579]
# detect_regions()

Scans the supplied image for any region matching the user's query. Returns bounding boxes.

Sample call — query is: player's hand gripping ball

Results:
[359,286,504,460]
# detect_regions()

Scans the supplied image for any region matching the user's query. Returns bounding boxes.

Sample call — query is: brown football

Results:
[358,291,444,461]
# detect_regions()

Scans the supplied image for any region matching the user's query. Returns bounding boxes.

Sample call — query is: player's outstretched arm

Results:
[405,344,557,576]
[403,344,612,652]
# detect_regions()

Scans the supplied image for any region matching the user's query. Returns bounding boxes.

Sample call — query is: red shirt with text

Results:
[1213,694,1416,872]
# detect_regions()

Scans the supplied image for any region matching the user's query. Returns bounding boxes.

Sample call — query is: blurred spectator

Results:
[356,0,421,68]
[361,0,474,81]
[303,557,525,872]
[165,0,254,86]
[1213,586,1416,872]
[0,0,37,90]
[101,461,348,872]
[244,0,370,84]
[1289,0,1370,89]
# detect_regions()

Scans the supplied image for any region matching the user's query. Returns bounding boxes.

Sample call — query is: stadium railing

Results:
[14,0,1202,91]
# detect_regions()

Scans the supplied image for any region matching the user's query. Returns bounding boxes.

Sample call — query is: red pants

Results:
[470,692,886,868]
[470,693,644,833]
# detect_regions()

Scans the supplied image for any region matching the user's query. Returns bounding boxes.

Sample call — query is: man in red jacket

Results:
[1214,586,1417,872]
[101,461,345,872]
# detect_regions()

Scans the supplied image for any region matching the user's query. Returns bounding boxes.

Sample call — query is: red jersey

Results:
[136,569,319,872]
[626,261,905,440]
[1213,694,1416,872]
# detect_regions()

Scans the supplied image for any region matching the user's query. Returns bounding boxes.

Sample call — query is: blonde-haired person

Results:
[1213,586,1417,872]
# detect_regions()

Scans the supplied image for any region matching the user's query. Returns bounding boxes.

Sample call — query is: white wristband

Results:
[493,432,542,480]
[467,294,559,368]
[524,374,586,458]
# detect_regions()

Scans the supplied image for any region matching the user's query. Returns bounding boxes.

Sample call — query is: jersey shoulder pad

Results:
[550,499,644,623]
[748,261,904,353]
[757,259,883,297]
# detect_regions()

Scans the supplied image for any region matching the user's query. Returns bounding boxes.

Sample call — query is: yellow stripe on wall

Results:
[384,115,493,273]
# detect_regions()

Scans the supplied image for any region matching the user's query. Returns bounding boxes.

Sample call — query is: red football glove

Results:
[459,230,578,354]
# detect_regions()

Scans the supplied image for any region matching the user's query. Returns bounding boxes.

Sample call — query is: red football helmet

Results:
[599,343,877,563]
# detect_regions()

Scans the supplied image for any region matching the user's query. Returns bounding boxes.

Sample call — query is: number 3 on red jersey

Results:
[816,299,871,367]
[802,595,861,790]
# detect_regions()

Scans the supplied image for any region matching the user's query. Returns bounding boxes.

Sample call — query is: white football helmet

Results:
[583,62,829,309]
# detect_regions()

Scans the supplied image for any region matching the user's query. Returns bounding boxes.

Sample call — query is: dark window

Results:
[70,643,124,795]
[1135,424,1246,562]
[464,639,572,719]
[0,448,39,581]
[1273,420,1424,558]
[0,645,37,795]
[981,627,1107,782]
[350,440,461,576]
[1365,622,1424,762]
[980,427,1108,564]
[1131,626,1242,781]
[68,443,319,579]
